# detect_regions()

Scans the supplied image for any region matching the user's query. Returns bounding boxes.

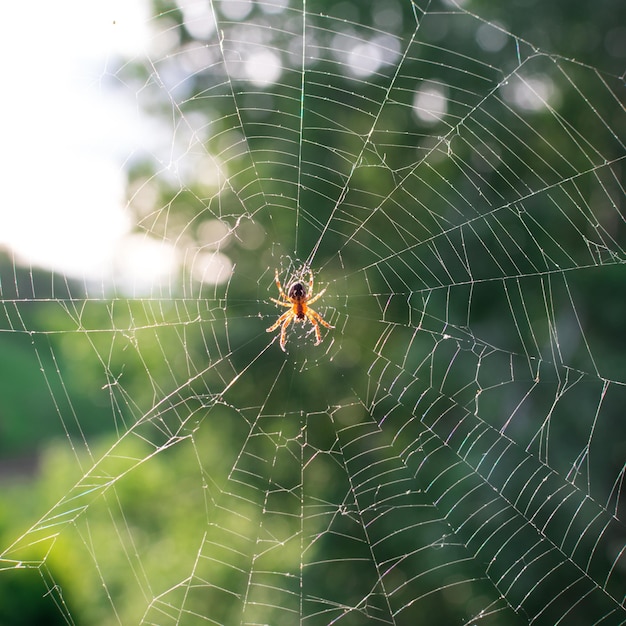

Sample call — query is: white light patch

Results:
[220,0,253,21]
[191,251,233,285]
[412,82,449,124]
[373,0,402,31]
[502,74,560,112]
[197,219,231,249]
[245,49,282,87]
[113,235,179,295]
[476,21,508,53]
[176,0,216,40]
[259,0,290,15]
[348,42,383,77]
[6,157,131,279]
[372,34,401,66]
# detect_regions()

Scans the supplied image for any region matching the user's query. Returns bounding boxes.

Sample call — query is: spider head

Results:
[288,281,306,301]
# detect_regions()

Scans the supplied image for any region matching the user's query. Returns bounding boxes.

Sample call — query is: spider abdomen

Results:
[289,282,308,319]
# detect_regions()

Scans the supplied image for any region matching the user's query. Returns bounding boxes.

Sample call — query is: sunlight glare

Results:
[245,49,283,87]
[0,0,182,293]
[412,81,449,124]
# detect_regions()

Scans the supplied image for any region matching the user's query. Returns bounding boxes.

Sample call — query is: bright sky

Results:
[0,0,178,292]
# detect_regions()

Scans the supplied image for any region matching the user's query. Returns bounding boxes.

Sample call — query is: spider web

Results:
[1,0,626,624]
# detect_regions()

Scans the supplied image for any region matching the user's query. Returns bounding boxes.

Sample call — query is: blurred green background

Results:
[1,0,625,624]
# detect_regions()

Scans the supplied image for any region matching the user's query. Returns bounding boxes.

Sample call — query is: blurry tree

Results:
[1,0,625,624]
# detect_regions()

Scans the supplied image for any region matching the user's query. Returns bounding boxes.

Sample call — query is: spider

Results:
[266,268,334,352]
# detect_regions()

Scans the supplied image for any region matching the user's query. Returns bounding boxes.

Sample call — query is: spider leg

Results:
[274,269,289,301]
[306,287,327,305]
[279,314,293,351]
[266,310,291,333]
[308,308,334,329]
[306,315,322,345]
[306,308,334,345]
[270,297,292,308]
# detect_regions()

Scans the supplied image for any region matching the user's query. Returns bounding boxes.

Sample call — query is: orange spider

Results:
[266,268,334,352]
